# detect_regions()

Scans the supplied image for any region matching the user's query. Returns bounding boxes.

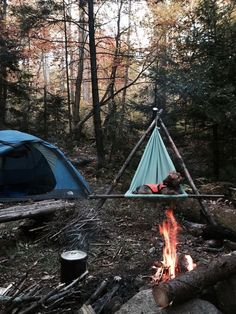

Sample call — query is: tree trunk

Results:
[103,0,123,160]
[73,1,87,133]
[0,0,8,128]
[0,200,74,223]
[68,0,75,107]
[63,0,72,133]
[88,0,105,168]
[42,51,49,138]
[212,123,220,180]
[43,86,48,138]
[119,0,131,138]
[152,252,236,308]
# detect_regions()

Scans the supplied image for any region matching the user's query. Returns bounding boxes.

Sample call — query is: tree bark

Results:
[152,251,236,308]
[88,0,105,168]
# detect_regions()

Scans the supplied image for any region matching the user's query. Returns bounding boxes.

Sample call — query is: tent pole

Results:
[159,118,216,225]
[95,109,163,210]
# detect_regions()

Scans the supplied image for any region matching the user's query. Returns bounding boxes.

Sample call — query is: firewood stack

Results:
[0,272,123,314]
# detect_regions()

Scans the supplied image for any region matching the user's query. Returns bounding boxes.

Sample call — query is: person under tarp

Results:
[125,127,188,199]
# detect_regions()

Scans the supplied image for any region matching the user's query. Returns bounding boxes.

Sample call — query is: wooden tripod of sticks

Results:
[93,108,216,226]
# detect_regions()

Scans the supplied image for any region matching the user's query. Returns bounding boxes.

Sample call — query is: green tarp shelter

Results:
[125,127,187,199]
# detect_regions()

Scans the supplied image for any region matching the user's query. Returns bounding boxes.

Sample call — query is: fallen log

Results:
[0,200,74,223]
[152,251,236,308]
[183,221,236,242]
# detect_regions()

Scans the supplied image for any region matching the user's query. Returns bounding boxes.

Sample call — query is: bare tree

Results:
[120,0,131,134]
[73,0,87,131]
[63,0,72,133]
[88,0,105,168]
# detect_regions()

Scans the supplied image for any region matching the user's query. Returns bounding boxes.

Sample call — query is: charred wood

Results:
[85,278,109,305]
[92,281,121,314]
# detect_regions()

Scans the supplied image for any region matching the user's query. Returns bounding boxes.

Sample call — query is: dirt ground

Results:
[0,157,235,313]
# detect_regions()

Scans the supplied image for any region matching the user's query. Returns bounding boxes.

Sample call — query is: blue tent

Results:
[0,130,91,202]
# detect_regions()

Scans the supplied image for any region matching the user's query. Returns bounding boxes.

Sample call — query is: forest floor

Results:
[0,147,235,313]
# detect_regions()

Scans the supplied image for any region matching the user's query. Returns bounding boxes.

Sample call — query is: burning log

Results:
[152,251,236,308]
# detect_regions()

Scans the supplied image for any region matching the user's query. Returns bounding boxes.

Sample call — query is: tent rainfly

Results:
[0,130,91,202]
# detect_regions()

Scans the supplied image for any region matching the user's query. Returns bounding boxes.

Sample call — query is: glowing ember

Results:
[184,254,196,271]
[152,209,196,283]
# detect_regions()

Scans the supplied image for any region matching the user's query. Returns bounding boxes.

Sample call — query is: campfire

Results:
[152,210,236,309]
[152,209,196,284]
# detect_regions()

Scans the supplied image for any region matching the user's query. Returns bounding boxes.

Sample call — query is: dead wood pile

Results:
[0,270,88,314]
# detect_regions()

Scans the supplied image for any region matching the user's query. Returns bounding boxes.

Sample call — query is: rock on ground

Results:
[115,289,222,314]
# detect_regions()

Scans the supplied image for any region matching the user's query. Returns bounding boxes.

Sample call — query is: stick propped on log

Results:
[152,252,236,308]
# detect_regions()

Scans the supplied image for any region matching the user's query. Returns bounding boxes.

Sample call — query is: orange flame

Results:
[152,209,196,283]
[159,209,180,280]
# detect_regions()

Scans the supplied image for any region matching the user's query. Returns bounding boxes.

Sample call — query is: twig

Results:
[18,284,64,314]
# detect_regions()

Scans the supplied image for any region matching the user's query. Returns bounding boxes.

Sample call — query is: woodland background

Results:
[0,0,236,183]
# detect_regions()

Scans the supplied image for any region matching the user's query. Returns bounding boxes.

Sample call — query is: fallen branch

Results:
[3,271,89,314]
[0,295,40,304]
[183,221,236,242]
[152,252,236,308]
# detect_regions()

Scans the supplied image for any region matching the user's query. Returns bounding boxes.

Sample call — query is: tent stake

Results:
[95,109,163,210]
[159,118,216,225]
